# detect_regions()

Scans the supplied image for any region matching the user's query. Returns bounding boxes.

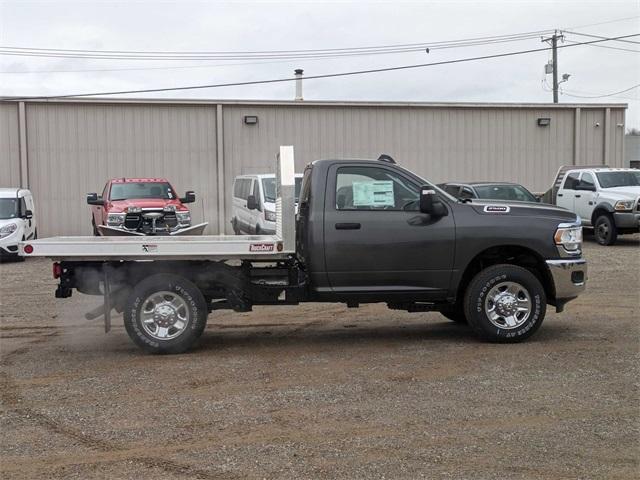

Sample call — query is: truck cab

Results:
[556,168,640,245]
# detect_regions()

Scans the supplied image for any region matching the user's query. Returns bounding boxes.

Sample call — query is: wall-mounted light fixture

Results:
[537,117,551,127]
[244,115,258,125]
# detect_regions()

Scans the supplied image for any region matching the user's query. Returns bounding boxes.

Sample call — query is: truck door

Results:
[556,172,579,211]
[574,172,597,225]
[324,163,455,296]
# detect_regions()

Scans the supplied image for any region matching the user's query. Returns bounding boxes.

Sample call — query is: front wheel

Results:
[124,274,208,354]
[463,264,546,343]
[594,214,617,246]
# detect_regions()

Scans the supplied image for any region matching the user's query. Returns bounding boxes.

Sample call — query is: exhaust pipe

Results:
[294,69,303,101]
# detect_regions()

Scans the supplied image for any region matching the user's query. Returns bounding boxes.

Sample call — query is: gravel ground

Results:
[1,233,639,479]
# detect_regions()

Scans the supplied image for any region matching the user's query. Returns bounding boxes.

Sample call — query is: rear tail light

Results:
[53,262,62,279]
[23,244,34,254]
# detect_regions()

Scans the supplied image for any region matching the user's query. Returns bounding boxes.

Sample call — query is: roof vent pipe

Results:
[294,69,303,101]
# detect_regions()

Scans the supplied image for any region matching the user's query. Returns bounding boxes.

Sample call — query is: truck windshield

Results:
[110,182,175,201]
[473,184,537,202]
[0,198,18,219]
[596,171,640,188]
[261,177,302,203]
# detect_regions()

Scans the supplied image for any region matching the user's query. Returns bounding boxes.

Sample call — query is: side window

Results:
[299,167,312,205]
[19,198,27,216]
[459,187,475,199]
[245,179,254,201]
[102,183,109,200]
[444,185,460,197]
[233,179,242,198]
[580,172,595,188]
[335,166,419,211]
[563,172,580,190]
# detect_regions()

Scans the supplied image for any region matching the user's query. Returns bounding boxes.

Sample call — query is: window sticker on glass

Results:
[352,181,395,207]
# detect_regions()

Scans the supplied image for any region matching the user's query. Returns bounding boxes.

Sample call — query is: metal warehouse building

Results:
[0,98,627,237]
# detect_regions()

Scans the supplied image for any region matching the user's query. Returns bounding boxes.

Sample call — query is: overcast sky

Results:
[0,0,638,127]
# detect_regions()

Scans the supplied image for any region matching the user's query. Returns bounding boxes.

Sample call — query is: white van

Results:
[0,188,37,260]
[231,173,303,235]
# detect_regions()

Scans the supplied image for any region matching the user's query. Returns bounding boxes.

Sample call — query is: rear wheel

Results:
[92,219,100,236]
[594,214,617,246]
[124,274,208,354]
[464,264,546,342]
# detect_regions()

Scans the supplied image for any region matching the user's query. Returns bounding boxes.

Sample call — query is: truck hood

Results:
[108,198,187,213]
[467,199,578,223]
[599,186,640,199]
[0,217,25,228]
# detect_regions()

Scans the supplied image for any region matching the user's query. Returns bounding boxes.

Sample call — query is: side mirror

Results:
[24,209,33,220]
[180,191,196,203]
[419,187,448,217]
[86,193,103,205]
[575,183,596,192]
[246,194,258,210]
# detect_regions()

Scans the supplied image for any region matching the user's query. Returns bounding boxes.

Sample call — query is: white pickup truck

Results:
[552,167,640,245]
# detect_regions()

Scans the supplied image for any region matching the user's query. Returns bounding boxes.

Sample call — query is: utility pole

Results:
[542,31,564,103]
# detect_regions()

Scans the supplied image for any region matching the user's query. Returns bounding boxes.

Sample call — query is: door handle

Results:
[558,193,563,197]
[335,223,361,230]
[575,194,581,198]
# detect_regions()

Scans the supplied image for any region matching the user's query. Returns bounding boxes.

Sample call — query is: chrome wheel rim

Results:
[485,281,531,330]
[597,222,608,240]
[140,291,190,340]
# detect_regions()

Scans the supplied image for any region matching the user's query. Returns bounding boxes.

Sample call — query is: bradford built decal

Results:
[142,244,158,253]
[483,205,510,213]
[250,243,275,252]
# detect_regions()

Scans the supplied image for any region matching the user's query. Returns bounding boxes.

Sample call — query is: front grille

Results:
[124,210,178,233]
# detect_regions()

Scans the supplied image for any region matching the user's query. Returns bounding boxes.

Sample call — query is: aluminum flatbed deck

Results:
[20,146,297,262]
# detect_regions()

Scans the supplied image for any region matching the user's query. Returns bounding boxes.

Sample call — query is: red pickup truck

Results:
[87,178,206,236]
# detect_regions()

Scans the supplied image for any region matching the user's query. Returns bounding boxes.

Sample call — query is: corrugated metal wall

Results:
[0,100,626,236]
[0,103,21,187]
[25,103,218,236]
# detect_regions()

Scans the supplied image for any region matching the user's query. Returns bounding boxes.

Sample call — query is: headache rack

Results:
[20,146,297,262]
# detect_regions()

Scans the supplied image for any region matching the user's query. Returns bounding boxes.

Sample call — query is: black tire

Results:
[124,274,208,354]
[232,218,240,235]
[33,229,37,240]
[463,264,546,343]
[440,305,467,324]
[92,219,100,236]
[255,225,261,235]
[594,214,617,246]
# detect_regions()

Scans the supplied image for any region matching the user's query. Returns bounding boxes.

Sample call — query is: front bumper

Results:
[613,212,640,230]
[0,245,20,257]
[546,258,588,300]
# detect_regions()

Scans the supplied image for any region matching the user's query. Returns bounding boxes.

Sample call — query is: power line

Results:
[565,15,640,30]
[563,30,640,45]
[0,34,548,74]
[560,84,640,99]
[563,38,640,53]
[0,29,553,60]
[2,33,637,102]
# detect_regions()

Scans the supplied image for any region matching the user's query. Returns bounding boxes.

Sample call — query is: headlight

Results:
[0,223,18,239]
[264,209,277,222]
[106,213,126,226]
[554,225,582,252]
[127,206,142,214]
[176,211,191,225]
[614,200,634,211]
[163,205,176,213]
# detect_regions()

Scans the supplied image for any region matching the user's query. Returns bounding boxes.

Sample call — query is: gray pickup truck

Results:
[21,147,587,353]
